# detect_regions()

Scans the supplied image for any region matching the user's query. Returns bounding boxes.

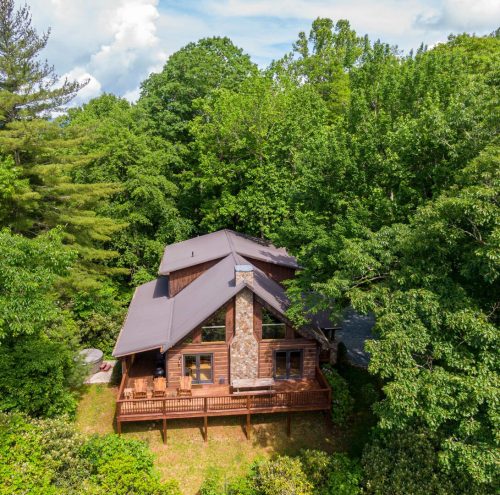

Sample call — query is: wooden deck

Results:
[115,359,331,443]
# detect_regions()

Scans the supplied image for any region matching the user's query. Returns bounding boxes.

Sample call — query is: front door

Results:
[183,354,213,384]
[274,350,303,379]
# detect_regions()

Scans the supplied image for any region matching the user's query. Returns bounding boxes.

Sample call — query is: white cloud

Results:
[59,67,102,105]
[13,0,500,107]
[123,86,141,102]
[17,0,166,102]
[415,0,500,31]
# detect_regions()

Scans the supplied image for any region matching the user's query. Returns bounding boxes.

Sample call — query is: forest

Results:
[0,0,498,493]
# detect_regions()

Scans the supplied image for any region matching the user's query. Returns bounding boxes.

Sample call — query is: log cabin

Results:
[112,229,333,443]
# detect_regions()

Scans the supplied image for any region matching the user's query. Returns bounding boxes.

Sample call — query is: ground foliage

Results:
[0,413,181,495]
[0,0,498,491]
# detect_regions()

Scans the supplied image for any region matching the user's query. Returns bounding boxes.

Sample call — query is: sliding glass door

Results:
[273,350,303,379]
[183,354,213,384]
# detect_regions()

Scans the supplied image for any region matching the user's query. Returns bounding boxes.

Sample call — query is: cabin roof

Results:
[158,229,299,274]
[113,249,328,357]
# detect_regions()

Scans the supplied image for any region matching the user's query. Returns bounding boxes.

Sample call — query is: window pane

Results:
[262,323,286,339]
[201,307,226,342]
[199,354,213,382]
[262,308,286,339]
[201,326,226,342]
[203,308,226,326]
[184,355,197,378]
[275,351,287,379]
[289,351,302,378]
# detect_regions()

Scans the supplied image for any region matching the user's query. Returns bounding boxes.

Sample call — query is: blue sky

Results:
[20,0,500,105]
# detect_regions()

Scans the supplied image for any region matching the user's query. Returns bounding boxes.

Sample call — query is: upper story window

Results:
[201,307,226,342]
[262,307,286,339]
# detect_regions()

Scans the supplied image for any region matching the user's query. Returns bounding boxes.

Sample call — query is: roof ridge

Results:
[224,228,236,254]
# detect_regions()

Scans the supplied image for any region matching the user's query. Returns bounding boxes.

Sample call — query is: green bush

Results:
[251,456,313,495]
[299,450,362,495]
[82,434,181,495]
[321,365,354,425]
[199,467,224,495]
[362,430,454,495]
[0,413,180,495]
[0,336,82,418]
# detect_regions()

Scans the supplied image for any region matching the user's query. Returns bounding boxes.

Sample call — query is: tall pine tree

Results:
[0,0,126,290]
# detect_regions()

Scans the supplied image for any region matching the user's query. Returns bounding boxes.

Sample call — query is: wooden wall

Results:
[245,257,296,285]
[164,297,318,387]
[166,342,230,387]
[168,258,222,297]
[258,340,318,379]
[168,257,295,298]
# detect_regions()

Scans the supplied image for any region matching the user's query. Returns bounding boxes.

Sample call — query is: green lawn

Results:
[76,384,348,495]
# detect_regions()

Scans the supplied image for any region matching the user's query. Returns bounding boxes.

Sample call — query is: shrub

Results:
[251,456,313,495]
[299,450,362,495]
[362,430,454,495]
[199,467,224,495]
[0,413,59,495]
[325,453,362,495]
[0,336,82,418]
[299,449,331,491]
[81,434,181,495]
[0,413,180,495]
[321,365,354,425]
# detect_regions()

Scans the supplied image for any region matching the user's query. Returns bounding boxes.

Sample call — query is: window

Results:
[274,350,303,379]
[183,354,213,384]
[262,308,286,339]
[201,308,226,342]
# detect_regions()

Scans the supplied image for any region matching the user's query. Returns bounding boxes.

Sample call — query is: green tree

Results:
[191,73,329,236]
[0,0,83,124]
[67,94,191,283]
[0,229,82,416]
[139,37,256,144]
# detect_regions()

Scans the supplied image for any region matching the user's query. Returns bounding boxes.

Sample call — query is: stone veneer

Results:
[230,266,259,381]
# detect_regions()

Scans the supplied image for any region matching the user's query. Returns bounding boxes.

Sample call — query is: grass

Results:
[76,384,348,495]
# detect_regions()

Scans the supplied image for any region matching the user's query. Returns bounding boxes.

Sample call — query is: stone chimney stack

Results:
[234,264,254,286]
[230,264,258,381]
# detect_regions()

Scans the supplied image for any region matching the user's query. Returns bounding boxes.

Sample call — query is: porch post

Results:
[162,418,167,445]
[246,413,251,440]
[286,413,291,438]
[204,416,208,442]
[117,419,121,435]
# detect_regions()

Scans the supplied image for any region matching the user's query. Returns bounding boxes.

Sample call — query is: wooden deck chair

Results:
[153,377,167,397]
[178,375,192,397]
[133,378,147,399]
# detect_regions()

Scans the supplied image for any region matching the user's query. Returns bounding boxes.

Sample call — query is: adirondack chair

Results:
[153,377,167,397]
[133,378,147,399]
[178,375,192,397]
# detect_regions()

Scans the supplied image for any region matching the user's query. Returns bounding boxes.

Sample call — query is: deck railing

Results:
[116,366,331,421]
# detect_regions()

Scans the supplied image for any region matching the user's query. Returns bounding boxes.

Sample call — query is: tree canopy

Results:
[0,0,498,491]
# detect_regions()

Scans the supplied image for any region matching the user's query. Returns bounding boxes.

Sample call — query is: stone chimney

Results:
[230,265,258,381]
[234,264,254,286]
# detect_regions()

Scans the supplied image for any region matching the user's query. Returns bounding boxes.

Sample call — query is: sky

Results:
[20,0,500,106]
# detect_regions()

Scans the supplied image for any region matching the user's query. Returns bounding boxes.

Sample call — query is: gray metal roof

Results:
[113,232,326,358]
[158,229,299,274]
[113,250,324,357]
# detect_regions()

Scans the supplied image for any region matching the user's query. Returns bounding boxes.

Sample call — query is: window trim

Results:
[182,353,214,384]
[272,349,304,380]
